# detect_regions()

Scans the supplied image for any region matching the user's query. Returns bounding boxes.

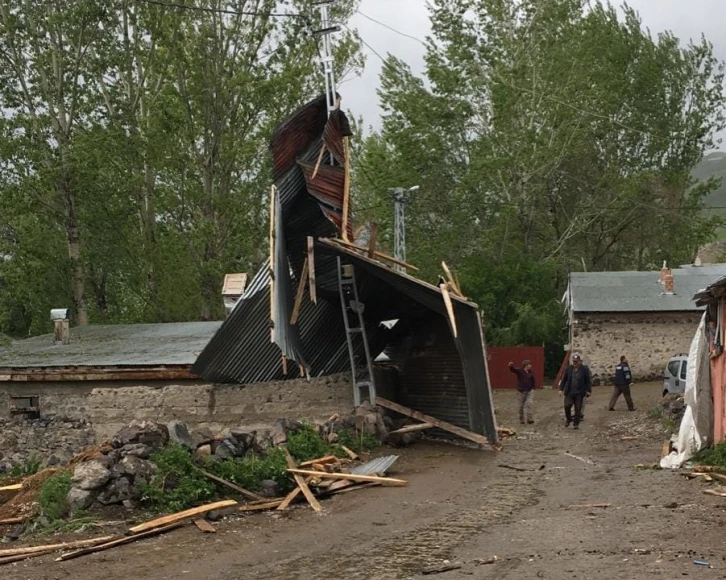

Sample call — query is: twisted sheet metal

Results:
[350,455,399,476]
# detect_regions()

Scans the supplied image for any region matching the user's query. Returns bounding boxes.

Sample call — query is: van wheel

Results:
[662,389,669,397]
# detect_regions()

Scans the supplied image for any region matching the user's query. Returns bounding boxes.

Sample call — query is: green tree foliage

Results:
[354,0,725,354]
[0,0,363,334]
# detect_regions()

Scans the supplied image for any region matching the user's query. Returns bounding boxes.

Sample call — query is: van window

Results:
[667,360,681,377]
[680,360,688,380]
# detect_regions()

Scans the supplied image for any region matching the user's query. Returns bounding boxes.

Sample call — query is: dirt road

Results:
[6,383,725,580]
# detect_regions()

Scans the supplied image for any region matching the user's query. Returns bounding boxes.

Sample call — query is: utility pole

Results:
[389,186,419,272]
[312,1,340,116]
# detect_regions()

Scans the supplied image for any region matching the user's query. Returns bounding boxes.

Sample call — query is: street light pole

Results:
[389,186,419,272]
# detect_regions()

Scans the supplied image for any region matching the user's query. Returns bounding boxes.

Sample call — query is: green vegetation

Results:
[4,455,43,479]
[205,448,293,496]
[37,472,72,521]
[287,424,336,464]
[337,429,379,453]
[693,442,726,468]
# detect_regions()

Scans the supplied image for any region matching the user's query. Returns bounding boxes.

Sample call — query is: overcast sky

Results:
[345,1,726,135]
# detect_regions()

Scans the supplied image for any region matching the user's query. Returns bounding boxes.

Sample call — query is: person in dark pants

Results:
[609,355,636,411]
[509,360,536,424]
[559,354,592,429]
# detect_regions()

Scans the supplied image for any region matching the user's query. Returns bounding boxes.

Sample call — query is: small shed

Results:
[564,264,726,383]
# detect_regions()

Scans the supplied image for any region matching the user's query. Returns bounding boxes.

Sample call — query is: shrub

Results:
[3,455,43,480]
[693,442,726,468]
[205,447,293,495]
[142,444,215,512]
[37,472,72,521]
[337,429,379,453]
[287,424,332,463]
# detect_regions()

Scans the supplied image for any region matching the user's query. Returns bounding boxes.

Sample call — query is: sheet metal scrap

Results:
[350,455,399,476]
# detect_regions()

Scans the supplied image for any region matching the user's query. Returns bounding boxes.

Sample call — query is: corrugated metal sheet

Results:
[0,322,221,368]
[350,455,399,476]
[568,265,726,313]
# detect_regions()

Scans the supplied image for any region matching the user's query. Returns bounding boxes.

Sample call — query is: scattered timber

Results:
[704,489,726,498]
[439,282,458,338]
[128,500,238,534]
[0,549,57,566]
[340,445,359,460]
[284,450,322,513]
[564,453,594,465]
[376,397,499,450]
[299,455,338,468]
[56,523,183,562]
[388,422,435,435]
[0,535,116,559]
[240,500,285,511]
[0,483,22,492]
[290,257,309,325]
[287,469,407,487]
[327,238,420,272]
[194,519,216,533]
[0,517,25,525]
[692,465,726,474]
[566,503,610,509]
[196,469,264,502]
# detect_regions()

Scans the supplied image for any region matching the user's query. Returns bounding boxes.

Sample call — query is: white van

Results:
[663,354,687,396]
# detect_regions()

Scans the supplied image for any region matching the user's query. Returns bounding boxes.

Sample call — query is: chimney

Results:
[664,272,675,294]
[222,273,248,316]
[659,261,669,284]
[50,309,70,345]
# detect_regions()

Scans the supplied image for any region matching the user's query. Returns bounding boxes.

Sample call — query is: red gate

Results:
[486,346,545,389]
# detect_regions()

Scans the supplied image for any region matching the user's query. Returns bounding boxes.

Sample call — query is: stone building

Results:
[565,263,726,384]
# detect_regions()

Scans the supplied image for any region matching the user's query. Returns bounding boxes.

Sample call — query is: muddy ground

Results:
[4,382,726,580]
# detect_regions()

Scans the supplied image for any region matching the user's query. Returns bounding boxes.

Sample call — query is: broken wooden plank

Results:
[692,465,726,474]
[196,469,265,502]
[367,221,379,258]
[0,535,116,558]
[439,282,458,338]
[620,436,637,441]
[269,185,276,344]
[311,143,327,180]
[0,549,57,566]
[704,488,726,498]
[389,422,435,435]
[194,519,216,533]
[290,257,309,325]
[709,472,726,484]
[288,469,407,487]
[661,441,671,458]
[284,450,322,513]
[0,483,22,492]
[240,500,284,511]
[327,482,380,496]
[307,236,317,304]
[299,455,338,468]
[328,238,420,272]
[281,354,288,376]
[566,503,610,509]
[128,500,238,534]
[564,452,594,465]
[0,517,25,525]
[339,445,359,460]
[56,523,182,562]
[376,397,497,449]
[441,261,463,297]
[342,137,351,241]
[276,487,302,511]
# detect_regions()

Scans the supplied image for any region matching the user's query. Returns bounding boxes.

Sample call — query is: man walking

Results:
[609,355,636,411]
[559,354,592,429]
[509,360,536,424]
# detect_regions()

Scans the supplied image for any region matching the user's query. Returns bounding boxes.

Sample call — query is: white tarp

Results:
[661,312,713,469]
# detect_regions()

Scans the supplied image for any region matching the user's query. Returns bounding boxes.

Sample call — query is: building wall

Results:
[0,373,354,443]
[572,312,702,384]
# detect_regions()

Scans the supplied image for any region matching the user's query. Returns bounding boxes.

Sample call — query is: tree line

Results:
[0,0,723,362]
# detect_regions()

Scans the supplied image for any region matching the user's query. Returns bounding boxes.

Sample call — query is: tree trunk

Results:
[59,178,88,326]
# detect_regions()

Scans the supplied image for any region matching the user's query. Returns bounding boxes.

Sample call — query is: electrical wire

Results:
[355,10,427,46]
[136,0,308,19]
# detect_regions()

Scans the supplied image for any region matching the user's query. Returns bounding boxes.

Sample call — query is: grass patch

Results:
[37,471,72,521]
[142,444,216,513]
[647,405,662,422]
[205,447,293,495]
[337,429,379,453]
[693,442,726,468]
[0,455,43,482]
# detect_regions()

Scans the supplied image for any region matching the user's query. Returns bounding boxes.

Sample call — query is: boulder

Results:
[167,420,195,450]
[214,439,237,459]
[229,429,256,452]
[119,456,157,485]
[119,443,151,459]
[67,487,96,511]
[72,460,111,490]
[112,420,169,450]
[260,480,279,498]
[194,444,212,459]
[96,476,132,505]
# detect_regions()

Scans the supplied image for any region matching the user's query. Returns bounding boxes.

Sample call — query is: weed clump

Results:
[693,442,726,468]
[37,471,72,521]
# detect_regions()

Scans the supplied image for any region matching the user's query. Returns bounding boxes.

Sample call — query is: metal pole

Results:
[314,1,338,116]
[390,186,418,272]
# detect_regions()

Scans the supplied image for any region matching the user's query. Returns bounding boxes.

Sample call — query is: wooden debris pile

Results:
[681,464,726,498]
[0,499,237,567]
[239,450,406,514]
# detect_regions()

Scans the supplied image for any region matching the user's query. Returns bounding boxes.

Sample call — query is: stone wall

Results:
[0,373,354,463]
[572,312,702,384]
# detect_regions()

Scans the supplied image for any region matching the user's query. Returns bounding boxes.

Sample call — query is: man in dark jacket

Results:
[609,355,636,411]
[509,360,535,424]
[559,354,592,429]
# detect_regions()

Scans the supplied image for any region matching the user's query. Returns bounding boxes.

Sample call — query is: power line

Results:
[355,10,427,46]
[342,23,387,64]
[136,0,308,19]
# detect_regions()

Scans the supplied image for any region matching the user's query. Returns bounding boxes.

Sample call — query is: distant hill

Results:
[693,151,726,217]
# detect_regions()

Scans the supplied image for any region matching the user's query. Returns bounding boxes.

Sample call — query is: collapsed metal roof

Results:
[192,94,498,444]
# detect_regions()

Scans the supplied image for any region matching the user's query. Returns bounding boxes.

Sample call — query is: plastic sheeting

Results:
[661,313,713,469]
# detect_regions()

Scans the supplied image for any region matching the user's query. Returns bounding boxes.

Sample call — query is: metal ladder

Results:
[336,257,376,407]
